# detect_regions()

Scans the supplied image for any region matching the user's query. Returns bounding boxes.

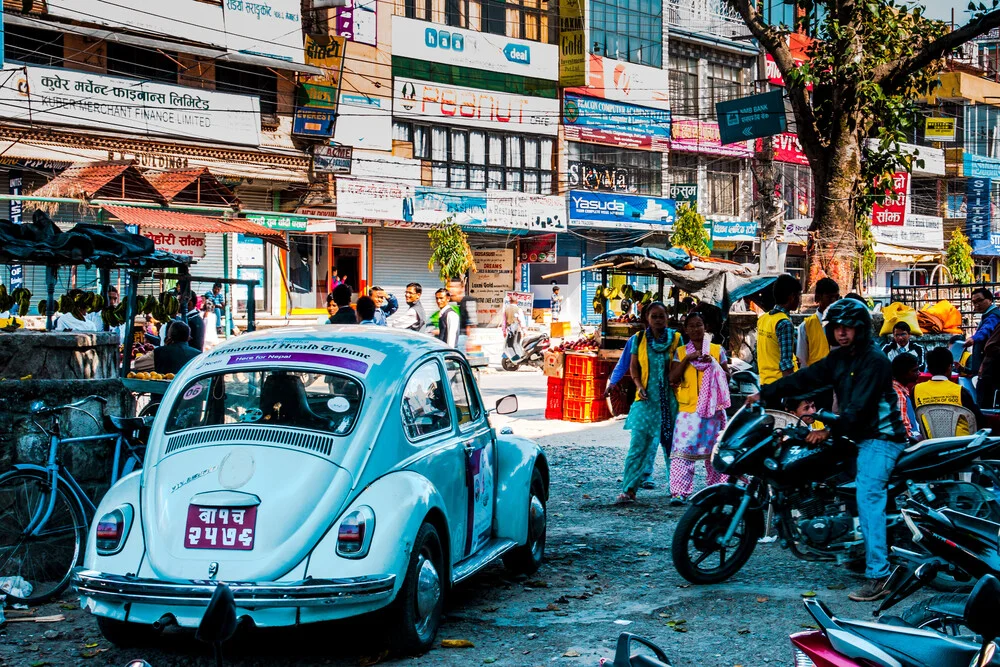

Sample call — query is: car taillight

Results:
[96,505,133,556]
[791,647,816,667]
[336,506,375,559]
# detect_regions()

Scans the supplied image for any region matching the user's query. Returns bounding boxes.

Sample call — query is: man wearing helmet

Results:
[746,297,907,602]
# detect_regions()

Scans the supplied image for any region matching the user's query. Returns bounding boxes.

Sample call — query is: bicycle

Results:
[0,395,149,604]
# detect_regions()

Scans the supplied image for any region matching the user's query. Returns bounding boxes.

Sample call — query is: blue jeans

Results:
[214,307,223,329]
[856,438,905,579]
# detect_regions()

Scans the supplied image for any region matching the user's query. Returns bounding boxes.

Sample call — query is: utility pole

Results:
[752,47,785,275]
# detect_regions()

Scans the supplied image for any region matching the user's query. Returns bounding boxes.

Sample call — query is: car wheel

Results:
[502,466,547,575]
[96,616,162,647]
[388,522,444,654]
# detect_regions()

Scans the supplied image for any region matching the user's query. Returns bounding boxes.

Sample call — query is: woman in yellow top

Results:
[667,312,730,502]
[616,302,682,504]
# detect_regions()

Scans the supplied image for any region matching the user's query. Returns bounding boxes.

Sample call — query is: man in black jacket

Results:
[327,284,358,324]
[747,298,907,602]
[154,322,200,374]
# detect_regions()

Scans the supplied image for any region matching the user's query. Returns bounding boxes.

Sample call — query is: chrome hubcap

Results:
[414,553,441,635]
[528,495,546,557]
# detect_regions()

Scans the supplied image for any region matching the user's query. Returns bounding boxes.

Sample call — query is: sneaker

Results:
[640,481,656,490]
[848,576,891,602]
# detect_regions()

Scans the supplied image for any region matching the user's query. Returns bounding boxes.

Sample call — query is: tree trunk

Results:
[807,132,863,293]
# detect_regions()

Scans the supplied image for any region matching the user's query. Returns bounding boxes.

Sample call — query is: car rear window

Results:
[165,370,363,435]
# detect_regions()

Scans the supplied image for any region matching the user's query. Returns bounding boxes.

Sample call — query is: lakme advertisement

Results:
[0,66,262,146]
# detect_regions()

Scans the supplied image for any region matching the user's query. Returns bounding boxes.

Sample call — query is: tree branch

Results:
[878,9,1000,92]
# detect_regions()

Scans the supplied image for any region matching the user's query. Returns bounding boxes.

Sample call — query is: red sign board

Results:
[871,172,909,227]
[764,54,812,90]
[756,133,809,166]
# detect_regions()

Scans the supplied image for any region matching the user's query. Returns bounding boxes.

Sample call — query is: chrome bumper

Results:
[73,569,395,608]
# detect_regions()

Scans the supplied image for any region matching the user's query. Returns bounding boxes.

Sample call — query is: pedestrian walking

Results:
[370,286,398,326]
[388,283,427,331]
[796,277,839,367]
[616,302,682,504]
[667,312,731,503]
[757,274,802,385]
[979,319,1000,409]
[551,282,563,322]
[448,277,477,351]
[503,295,526,360]
[201,301,220,350]
[605,306,647,417]
[435,288,459,347]
[965,287,1000,386]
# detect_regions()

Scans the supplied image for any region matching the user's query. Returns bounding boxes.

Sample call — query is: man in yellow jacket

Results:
[914,346,983,437]
[796,277,840,367]
[757,274,802,385]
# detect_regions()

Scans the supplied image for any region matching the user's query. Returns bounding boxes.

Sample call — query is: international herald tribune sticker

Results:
[204,340,386,376]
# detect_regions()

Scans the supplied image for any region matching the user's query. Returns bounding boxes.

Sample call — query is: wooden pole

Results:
[541,262,615,280]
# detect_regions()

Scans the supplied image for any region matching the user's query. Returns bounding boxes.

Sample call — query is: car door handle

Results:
[462,438,475,452]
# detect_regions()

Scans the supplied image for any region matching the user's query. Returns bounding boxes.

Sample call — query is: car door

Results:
[444,356,495,558]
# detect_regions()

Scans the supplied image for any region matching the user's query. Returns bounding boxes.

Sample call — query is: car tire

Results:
[96,616,162,647]
[502,466,547,575]
[387,522,444,654]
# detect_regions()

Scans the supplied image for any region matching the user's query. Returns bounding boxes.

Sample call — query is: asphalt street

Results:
[0,369,889,667]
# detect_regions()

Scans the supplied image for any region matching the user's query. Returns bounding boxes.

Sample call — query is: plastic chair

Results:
[916,404,977,439]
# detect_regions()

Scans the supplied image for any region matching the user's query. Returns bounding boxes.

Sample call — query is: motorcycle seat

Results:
[941,508,1000,545]
[842,618,978,667]
[895,436,979,471]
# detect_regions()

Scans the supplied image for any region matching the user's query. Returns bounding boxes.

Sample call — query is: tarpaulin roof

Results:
[101,205,288,250]
[593,246,775,310]
[972,239,1000,259]
[30,161,166,203]
[0,210,190,268]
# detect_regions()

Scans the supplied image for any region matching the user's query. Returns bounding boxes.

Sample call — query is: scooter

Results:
[791,574,1000,667]
[501,329,550,371]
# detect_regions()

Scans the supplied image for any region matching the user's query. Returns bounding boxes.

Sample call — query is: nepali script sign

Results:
[0,66,262,146]
[143,229,207,259]
[870,172,909,226]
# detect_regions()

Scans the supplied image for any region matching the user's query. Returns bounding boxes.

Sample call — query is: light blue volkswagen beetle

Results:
[74,327,548,652]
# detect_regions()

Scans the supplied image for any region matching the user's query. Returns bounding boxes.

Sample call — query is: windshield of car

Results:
[164,370,363,435]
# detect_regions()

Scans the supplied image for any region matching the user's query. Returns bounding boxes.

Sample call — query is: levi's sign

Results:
[715,89,786,145]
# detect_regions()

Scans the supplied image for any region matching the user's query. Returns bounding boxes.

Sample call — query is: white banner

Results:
[223,0,305,63]
[391,16,559,80]
[872,214,944,250]
[143,229,207,258]
[470,248,515,326]
[568,55,671,111]
[393,77,559,136]
[335,94,392,150]
[0,66,262,146]
[336,178,413,220]
[486,191,566,232]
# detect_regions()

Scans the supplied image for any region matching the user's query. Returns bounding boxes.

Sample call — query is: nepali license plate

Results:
[185,505,257,550]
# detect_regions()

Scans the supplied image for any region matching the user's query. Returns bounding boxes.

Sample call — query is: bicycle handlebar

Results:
[32,395,108,415]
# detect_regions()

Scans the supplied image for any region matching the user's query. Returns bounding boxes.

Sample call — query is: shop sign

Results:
[568,190,676,230]
[563,93,671,151]
[871,172,909,226]
[864,140,945,177]
[392,16,558,81]
[925,117,956,142]
[335,94,392,150]
[236,234,264,264]
[313,144,352,174]
[337,179,413,220]
[292,107,335,137]
[143,228,206,258]
[872,214,943,250]
[783,217,811,245]
[757,133,809,166]
[244,213,309,232]
[711,219,758,242]
[222,0,304,63]
[670,119,753,157]
[967,177,992,242]
[764,54,810,89]
[9,169,22,290]
[393,77,559,136]
[568,161,635,193]
[518,234,557,263]
[299,83,338,109]
[566,55,670,111]
[506,290,535,322]
[559,0,586,87]
[304,34,346,85]
[106,151,190,169]
[0,65,262,146]
[670,183,698,205]
[336,178,489,226]
[486,191,566,232]
[413,187,487,226]
[470,248,515,326]
[334,0,376,46]
[964,152,1000,179]
[349,148,420,182]
[716,90,786,145]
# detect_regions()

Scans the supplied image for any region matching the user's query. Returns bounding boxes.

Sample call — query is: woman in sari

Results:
[668,311,731,503]
[616,302,682,503]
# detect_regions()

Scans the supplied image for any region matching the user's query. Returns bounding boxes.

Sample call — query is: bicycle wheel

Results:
[0,470,86,604]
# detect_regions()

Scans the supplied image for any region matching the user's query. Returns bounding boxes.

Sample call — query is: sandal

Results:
[615,492,636,504]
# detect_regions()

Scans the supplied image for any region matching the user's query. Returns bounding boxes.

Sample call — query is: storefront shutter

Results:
[372,228,442,317]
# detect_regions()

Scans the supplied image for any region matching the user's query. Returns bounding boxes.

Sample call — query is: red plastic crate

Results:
[545,377,564,420]
[564,353,610,379]
[563,397,611,423]
[564,376,607,400]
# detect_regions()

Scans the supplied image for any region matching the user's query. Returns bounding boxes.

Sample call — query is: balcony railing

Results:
[666,0,746,40]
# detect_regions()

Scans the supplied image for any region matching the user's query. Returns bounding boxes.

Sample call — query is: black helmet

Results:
[824,297,872,346]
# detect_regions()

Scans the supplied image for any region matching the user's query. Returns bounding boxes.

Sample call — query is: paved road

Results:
[0,369,884,667]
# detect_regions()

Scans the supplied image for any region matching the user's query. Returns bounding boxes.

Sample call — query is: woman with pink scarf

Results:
[667,312,731,503]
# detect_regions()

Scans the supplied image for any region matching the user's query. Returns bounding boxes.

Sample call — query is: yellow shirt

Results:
[914,377,969,436]
[757,310,798,385]
[803,312,830,366]
[675,344,723,413]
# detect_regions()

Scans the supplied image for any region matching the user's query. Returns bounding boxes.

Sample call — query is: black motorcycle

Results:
[671,403,1000,584]
[501,331,550,371]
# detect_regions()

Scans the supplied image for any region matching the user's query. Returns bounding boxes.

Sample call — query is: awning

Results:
[31,161,166,203]
[972,239,1000,258]
[874,243,942,263]
[101,205,288,250]
[5,13,324,75]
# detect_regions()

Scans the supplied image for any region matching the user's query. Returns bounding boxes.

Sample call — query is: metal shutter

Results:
[372,228,442,316]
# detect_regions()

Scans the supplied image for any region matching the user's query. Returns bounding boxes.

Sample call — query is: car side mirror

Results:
[196,583,238,647]
[495,394,518,415]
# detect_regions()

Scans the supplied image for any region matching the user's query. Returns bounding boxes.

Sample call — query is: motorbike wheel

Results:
[501,358,519,372]
[901,594,976,639]
[671,494,762,585]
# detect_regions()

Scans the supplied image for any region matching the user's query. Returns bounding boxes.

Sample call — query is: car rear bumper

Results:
[73,568,396,608]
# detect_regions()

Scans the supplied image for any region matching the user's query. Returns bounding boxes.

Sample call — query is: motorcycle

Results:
[501,330,550,371]
[791,574,1000,667]
[671,403,1000,585]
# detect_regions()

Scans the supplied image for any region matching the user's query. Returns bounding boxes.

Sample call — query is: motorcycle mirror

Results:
[972,641,997,667]
[124,662,153,667]
[196,583,238,646]
[613,633,673,667]
[964,575,1000,644]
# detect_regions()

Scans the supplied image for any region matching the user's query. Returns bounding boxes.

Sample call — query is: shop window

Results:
[5,25,63,66]
[668,152,698,187]
[507,0,558,43]
[669,55,699,117]
[483,0,507,35]
[910,177,940,217]
[446,0,467,26]
[288,234,331,310]
[404,0,433,19]
[708,62,744,108]
[778,163,814,219]
[107,43,178,84]
[590,0,663,66]
[568,143,662,195]
[707,158,741,216]
[216,63,278,117]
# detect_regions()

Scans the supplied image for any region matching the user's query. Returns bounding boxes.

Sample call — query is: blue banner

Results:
[711,219,758,241]
[966,177,992,242]
[409,187,487,226]
[9,170,22,289]
[568,190,676,230]
[563,93,671,150]
[292,107,336,137]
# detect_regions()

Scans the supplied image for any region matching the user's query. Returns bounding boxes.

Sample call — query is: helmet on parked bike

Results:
[824,297,872,346]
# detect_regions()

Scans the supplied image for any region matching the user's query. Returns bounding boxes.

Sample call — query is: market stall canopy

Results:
[30,161,166,204]
[875,243,943,263]
[593,247,772,310]
[100,205,288,250]
[0,210,190,268]
[971,239,1000,259]
[144,168,240,208]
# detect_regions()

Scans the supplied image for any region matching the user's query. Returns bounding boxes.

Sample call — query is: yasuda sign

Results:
[715,89,786,145]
